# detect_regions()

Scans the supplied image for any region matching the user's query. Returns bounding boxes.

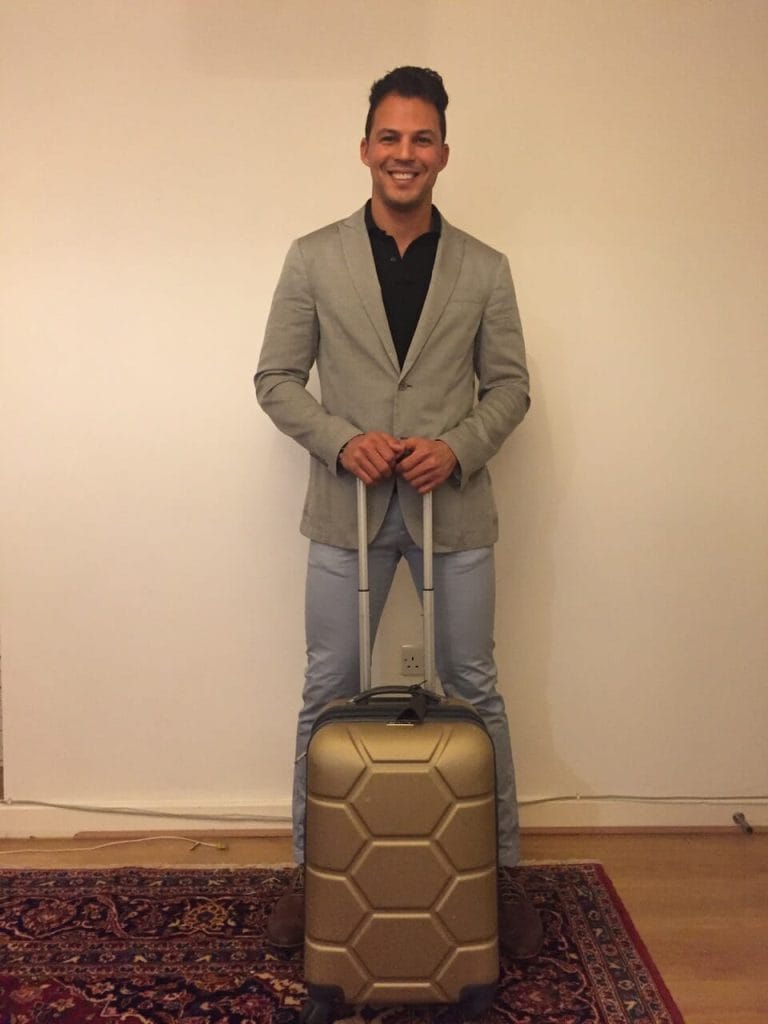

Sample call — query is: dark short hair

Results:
[365,66,449,141]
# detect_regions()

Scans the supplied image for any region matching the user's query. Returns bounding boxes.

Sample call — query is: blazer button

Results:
[398,381,410,391]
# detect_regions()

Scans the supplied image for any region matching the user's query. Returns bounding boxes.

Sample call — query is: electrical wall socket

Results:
[401,644,424,676]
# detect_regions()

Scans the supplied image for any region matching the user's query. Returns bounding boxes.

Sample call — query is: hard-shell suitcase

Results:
[301,480,498,1023]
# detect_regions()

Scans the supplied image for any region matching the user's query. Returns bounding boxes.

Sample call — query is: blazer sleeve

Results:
[254,240,360,474]
[438,253,530,485]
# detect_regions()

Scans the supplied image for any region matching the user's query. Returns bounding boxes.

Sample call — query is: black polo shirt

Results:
[365,200,441,368]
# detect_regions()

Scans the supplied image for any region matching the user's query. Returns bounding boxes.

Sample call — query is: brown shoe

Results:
[498,871,544,959]
[266,868,305,949]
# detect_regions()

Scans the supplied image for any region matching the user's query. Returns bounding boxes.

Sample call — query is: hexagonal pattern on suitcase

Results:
[304,713,498,1006]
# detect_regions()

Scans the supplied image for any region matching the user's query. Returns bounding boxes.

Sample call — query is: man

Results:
[255,67,542,958]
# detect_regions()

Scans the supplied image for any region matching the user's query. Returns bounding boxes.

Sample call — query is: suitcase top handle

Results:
[352,684,441,724]
[352,684,440,703]
[356,478,435,693]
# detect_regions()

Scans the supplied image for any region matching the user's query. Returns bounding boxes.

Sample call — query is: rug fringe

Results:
[520,858,603,865]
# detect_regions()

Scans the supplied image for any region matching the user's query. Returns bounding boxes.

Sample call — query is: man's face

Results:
[360,93,449,214]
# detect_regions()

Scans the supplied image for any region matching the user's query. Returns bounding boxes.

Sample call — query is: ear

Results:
[440,143,450,170]
[360,137,370,167]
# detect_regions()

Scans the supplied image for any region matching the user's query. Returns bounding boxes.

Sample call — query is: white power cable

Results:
[0,835,228,857]
[519,793,768,806]
[2,797,291,822]
[3,794,766,821]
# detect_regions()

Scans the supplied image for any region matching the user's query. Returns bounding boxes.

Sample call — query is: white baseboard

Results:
[519,798,767,831]
[0,796,764,838]
[0,800,292,838]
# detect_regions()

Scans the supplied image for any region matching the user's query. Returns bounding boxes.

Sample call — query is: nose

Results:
[395,137,415,161]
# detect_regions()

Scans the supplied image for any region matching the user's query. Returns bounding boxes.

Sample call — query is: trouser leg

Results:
[292,522,400,863]
[404,542,521,867]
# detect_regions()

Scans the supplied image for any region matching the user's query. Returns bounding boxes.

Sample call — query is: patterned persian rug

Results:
[0,862,683,1023]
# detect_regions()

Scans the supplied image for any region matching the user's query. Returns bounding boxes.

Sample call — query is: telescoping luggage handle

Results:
[356,477,436,693]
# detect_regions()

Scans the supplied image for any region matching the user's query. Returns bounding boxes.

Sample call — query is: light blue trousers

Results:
[293,493,521,867]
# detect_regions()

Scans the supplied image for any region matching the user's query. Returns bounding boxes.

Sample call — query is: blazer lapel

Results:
[339,208,400,373]
[401,218,465,377]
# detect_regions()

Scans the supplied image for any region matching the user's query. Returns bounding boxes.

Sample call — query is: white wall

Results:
[1,0,766,837]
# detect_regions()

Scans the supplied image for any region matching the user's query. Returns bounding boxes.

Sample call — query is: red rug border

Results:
[589,862,686,1024]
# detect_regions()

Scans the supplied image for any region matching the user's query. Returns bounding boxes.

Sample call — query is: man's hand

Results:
[339,432,406,485]
[396,438,457,494]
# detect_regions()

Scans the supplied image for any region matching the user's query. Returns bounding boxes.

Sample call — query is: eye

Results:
[415,136,434,146]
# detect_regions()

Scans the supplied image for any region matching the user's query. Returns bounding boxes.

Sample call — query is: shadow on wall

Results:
[491,349,587,805]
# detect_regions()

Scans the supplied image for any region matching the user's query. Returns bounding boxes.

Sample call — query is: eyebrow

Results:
[375,127,437,138]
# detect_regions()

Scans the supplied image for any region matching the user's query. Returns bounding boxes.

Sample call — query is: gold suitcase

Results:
[301,483,498,1023]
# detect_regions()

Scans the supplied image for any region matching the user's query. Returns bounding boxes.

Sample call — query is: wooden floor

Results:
[0,831,765,1023]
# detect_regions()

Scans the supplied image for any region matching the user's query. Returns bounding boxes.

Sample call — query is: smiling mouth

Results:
[389,170,418,182]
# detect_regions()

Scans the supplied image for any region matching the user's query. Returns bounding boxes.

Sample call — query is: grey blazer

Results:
[255,206,530,552]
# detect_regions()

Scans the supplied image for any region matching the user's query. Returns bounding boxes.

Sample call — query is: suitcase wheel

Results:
[459,983,498,1019]
[300,998,336,1024]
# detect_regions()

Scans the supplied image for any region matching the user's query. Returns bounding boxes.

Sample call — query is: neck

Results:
[370,195,432,254]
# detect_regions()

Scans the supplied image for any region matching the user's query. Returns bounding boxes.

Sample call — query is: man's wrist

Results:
[436,439,461,482]
[336,436,360,471]
[336,442,350,471]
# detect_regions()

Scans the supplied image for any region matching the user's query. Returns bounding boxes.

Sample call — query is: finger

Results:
[352,459,386,485]
[397,448,429,474]
[348,461,374,485]
[402,457,452,492]
[361,448,395,478]
[369,432,405,459]
[400,465,435,491]
[402,448,443,480]
[385,435,407,457]
[347,438,394,479]
[357,452,396,485]
[368,434,404,465]
[412,474,437,494]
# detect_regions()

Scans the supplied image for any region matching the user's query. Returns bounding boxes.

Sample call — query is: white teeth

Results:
[392,172,416,180]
